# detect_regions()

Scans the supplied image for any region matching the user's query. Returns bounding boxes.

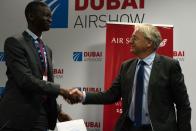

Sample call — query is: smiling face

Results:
[26,2,52,36]
[31,5,52,32]
[130,29,152,58]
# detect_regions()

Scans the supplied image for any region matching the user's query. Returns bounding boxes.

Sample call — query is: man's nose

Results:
[130,37,134,44]
[48,17,52,23]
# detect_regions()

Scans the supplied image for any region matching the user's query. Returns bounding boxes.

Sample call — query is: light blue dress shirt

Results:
[129,52,155,125]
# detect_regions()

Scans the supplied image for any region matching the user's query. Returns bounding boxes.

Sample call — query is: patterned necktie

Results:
[37,38,47,75]
[37,38,48,101]
[134,60,146,127]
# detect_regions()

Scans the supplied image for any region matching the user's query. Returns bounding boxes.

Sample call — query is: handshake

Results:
[59,88,84,104]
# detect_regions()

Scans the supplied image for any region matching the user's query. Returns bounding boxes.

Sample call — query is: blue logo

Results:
[43,0,69,28]
[0,52,5,62]
[73,52,83,61]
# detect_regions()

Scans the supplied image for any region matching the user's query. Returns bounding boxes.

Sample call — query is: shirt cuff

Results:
[81,91,86,103]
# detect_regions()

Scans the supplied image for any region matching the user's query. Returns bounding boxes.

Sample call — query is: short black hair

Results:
[25,0,48,20]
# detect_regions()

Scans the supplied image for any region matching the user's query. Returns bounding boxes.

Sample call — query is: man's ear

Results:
[146,39,153,50]
[28,13,35,22]
[147,42,152,48]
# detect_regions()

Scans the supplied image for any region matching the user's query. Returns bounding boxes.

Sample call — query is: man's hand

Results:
[58,111,72,122]
[59,88,84,104]
[68,88,84,104]
[59,88,69,100]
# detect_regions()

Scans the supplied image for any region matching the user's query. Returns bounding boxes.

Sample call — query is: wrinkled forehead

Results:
[132,29,143,37]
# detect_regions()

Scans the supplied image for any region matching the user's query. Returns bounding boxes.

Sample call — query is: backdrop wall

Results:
[0,0,195,131]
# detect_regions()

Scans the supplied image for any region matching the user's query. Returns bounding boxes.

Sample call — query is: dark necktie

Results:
[134,60,146,127]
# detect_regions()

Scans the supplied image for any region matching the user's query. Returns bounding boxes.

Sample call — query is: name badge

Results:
[43,75,48,81]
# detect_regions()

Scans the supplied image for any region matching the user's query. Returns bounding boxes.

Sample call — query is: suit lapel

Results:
[127,59,138,104]
[22,31,43,74]
[148,54,161,104]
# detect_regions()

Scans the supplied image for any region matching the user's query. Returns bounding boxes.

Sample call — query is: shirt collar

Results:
[138,52,156,66]
[26,29,42,40]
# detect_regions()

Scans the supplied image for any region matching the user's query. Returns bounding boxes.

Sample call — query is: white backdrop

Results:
[0,0,196,131]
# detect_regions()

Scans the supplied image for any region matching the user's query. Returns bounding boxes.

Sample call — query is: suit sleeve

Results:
[170,60,191,131]
[4,37,60,96]
[83,63,124,104]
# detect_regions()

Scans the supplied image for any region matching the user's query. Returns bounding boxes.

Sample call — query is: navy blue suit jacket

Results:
[84,54,191,131]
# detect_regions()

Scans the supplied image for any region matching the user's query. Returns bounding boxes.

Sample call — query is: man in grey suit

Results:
[69,23,191,131]
[0,1,71,131]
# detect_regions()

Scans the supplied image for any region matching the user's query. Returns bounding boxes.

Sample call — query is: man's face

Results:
[130,30,151,55]
[31,5,52,32]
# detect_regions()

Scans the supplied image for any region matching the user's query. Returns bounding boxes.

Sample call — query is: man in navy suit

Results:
[69,23,191,131]
[0,1,71,131]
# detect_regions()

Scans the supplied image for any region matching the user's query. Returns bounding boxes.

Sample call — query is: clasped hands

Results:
[59,88,83,104]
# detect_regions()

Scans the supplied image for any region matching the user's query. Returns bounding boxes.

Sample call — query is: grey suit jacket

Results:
[84,54,191,131]
[0,31,60,130]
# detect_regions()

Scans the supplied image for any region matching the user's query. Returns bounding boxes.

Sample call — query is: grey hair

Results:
[134,23,162,51]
